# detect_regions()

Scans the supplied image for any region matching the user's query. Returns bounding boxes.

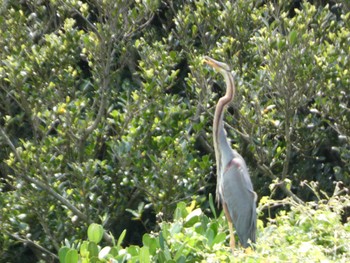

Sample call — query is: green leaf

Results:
[135,39,141,48]
[277,39,286,50]
[209,193,217,218]
[79,241,89,257]
[173,202,188,220]
[157,251,166,262]
[88,223,104,244]
[206,228,214,246]
[143,233,151,247]
[170,222,182,235]
[284,178,292,191]
[176,255,186,263]
[88,242,99,258]
[65,249,79,263]
[184,208,202,227]
[289,30,298,45]
[169,51,177,60]
[139,246,150,263]
[173,243,186,261]
[59,246,69,263]
[117,229,127,248]
[109,247,119,257]
[127,245,140,256]
[212,232,226,245]
[159,231,165,250]
[143,233,158,255]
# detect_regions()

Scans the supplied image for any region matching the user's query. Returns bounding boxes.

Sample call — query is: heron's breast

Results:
[223,158,241,174]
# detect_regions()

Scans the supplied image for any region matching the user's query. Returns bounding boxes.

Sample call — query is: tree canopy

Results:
[0,0,349,262]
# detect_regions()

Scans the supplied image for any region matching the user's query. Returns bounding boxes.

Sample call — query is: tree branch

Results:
[259,163,303,204]
[0,127,113,243]
[5,231,58,260]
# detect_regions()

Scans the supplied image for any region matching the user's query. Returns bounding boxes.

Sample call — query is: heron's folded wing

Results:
[222,158,256,247]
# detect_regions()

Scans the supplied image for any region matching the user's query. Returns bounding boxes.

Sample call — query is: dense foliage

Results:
[0,0,349,262]
[59,196,350,262]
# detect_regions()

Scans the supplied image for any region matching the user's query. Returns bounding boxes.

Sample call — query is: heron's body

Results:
[204,56,256,249]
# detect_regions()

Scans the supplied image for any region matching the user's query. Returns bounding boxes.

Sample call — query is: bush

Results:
[1,0,349,261]
[58,195,350,262]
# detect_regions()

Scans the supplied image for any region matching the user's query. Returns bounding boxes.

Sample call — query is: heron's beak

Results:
[203,56,220,70]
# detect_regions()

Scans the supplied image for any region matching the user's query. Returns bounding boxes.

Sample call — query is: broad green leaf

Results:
[173,243,186,261]
[127,245,140,256]
[184,208,202,227]
[79,241,89,257]
[206,228,214,246]
[143,233,158,255]
[88,223,104,244]
[157,251,166,262]
[176,255,186,263]
[65,249,79,263]
[139,246,150,263]
[88,242,98,258]
[58,246,69,263]
[170,222,182,235]
[212,232,226,245]
[143,233,151,247]
[174,202,188,220]
[109,247,119,257]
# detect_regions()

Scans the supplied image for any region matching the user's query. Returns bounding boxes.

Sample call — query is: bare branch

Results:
[5,231,58,260]
[259,163,304,204]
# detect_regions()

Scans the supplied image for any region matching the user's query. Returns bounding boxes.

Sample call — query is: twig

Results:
[259,163,303,204]
[5,231,58,260]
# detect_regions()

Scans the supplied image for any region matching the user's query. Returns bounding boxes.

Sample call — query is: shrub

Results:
[58,194,350,262]
[1,0,349,261]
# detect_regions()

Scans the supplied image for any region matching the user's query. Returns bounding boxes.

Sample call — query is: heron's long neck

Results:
[213,72,235,199]
[213,71,235,130]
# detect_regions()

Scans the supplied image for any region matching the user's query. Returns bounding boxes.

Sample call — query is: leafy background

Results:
[0,0,349,262]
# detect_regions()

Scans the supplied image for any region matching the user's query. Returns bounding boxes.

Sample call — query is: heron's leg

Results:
[228,219,235,251]
[223,203,235,251]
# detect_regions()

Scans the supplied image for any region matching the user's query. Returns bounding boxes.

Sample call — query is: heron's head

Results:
[203,56,230,74]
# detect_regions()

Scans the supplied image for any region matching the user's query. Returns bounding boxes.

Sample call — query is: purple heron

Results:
[204,56,257,249]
